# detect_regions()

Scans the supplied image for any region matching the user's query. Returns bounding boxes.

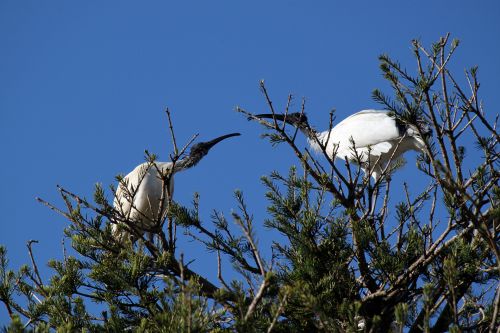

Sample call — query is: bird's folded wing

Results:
[353,141,393,159]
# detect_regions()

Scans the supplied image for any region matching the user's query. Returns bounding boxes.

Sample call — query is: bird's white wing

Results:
[323,110,401,160]
[112,162,174,242]
[333,110,400,147]
[354,141,393,157]
[114,162,173,222]
[113,162,150,219]
[112,163,148,239]
[319,110,400,161]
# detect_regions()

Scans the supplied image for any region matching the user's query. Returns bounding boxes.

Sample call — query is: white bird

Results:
[255,110,431,180]
[112,133,240,242]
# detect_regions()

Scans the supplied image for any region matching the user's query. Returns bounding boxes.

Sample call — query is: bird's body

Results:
[309,110,428,179]
[112,133,240,242]
[113,161,176,232]
[256,110,430,180]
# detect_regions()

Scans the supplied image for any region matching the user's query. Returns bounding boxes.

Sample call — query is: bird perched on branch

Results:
[112,133,240,242]
[255,110,431,180]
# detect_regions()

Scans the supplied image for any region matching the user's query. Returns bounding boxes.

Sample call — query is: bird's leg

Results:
[370,188,377,215]
[147,231,154,245]
[368,166,384,217]
[378,178,391,239]
[361,166,376,215]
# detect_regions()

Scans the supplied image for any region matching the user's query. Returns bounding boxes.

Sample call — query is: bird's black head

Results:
[188,133,241,159]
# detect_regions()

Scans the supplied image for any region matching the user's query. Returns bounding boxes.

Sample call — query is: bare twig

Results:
[267,290,289,333]
[244,277,268,321]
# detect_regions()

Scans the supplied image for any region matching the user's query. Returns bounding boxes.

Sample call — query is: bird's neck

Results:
[153,161,174,174]
[299,125,318,142]
[171,155,202,173]
[298,125,321,150]
[306,130,328,153]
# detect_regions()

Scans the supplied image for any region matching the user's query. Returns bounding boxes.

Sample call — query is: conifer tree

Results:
[1,35,498,332]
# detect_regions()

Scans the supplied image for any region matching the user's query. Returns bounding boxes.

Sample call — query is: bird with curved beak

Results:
[254,110,431,181]
[112,132,241,242]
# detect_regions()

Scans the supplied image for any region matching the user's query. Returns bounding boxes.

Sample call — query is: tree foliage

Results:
[1,35,499,332]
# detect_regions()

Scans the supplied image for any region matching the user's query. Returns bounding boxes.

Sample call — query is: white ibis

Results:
[255,110,431,180]
[112,133,240,241]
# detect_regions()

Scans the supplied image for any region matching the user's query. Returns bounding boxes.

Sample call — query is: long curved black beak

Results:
[202,132,241,150]
[253,113,302,126]
[254,113,286,121]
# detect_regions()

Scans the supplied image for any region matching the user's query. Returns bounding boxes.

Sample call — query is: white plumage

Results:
[310,110,428,179]
[256,110,430,180]
[113,161,175,236]
[112,133,240,242]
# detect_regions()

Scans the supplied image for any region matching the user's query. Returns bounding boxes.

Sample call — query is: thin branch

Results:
[267,290,289,333]
[165,107,179,155]
[244,277,268,321]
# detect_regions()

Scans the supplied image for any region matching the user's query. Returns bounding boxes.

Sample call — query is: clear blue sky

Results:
[1,0,499,324]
